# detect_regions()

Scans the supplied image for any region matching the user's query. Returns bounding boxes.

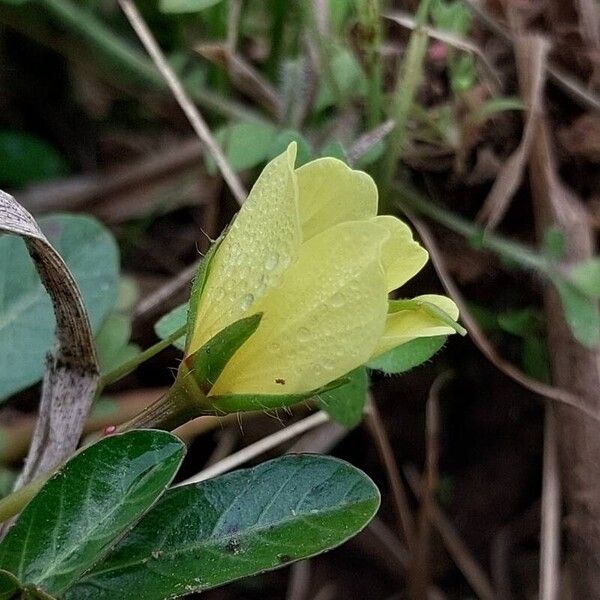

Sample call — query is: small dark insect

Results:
[275,378,286,385]
[277,554,292,564]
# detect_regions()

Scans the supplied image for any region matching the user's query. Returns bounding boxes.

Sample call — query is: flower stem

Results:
[98,325,186,392]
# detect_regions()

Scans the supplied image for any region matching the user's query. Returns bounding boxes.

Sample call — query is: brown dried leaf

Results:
[0,191,98,488]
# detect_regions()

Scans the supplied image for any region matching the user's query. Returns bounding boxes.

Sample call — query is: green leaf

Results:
[268,130,312,166]
[187,313,262,393]
[315,49,368,111]
[543,227,566,260]
[569,257,600,298]
[0,569,21,600]
[0,431,185,596]
[553,278,600,347]
[208,378,347,413]
[0,131,68,188]
[95,313,139,374]
[367,336,447,374]
[159,0,224,13]
[207,122,277,174]
[318,367,368,428]
[154,303,187,351]
[319,141,346,161]
[64,455,380,600]
[0,214,120,401]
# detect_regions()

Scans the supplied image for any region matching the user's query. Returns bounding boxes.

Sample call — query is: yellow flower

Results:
[185,143,460,398]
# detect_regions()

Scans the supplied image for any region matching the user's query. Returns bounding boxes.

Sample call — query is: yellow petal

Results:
[210,220,390,396]
[188,143,301,354]
[371,215,428,292]
[372,294,460,357]
[296,157,378,241]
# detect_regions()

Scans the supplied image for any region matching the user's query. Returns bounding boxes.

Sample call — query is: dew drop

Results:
[265,253,279,271]
[298,327,310,342]
[241,293,254,311]
[330,292,345,308]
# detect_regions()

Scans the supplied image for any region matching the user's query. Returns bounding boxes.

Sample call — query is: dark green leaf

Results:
[0,569,21,600]
[154,303,187,351]
[0,431,185,596]
[0,131,67,188]
[319,141,346,161]
[0,214,119,400]
[553,277,600,347]
[367,336,447,374]
[188,313,262,393]
[497,307,544,337]
[208,377,347,413]
[318,367,368,428]
[65,455,380,599]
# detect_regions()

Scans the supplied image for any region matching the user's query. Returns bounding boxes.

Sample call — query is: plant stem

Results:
[395,184,551,274]
[381,0,433,207]
[0,476,45,524]
[356,0,383,128]
[99,325,186,391]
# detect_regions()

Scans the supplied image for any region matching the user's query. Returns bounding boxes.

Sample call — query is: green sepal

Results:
[185,235,224,354]
[207,378,349,414]
[367,336,447,374]
[318,367,368,428]
[185,313,263,394]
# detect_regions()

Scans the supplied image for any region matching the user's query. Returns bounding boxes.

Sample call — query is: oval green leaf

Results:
[64,454,380,599]
[0,430,185,596]
[0,214,119,400]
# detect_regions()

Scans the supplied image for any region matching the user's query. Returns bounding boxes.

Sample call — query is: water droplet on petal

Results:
[330,292,345,308]
[265,254,279,271]
[298,327,310,342]
[241,293,254,311]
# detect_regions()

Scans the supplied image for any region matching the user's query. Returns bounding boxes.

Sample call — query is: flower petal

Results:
[210,221,390,395]
[371,215,428,292]
[296,157,378,241]
[371,294,460,357]
[188,143,301,354]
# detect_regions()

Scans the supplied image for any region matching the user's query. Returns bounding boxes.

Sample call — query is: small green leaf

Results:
[367,336,447,374]
[187,313,263,393]
[497,307,544,337]
[0,431,185,596]
[553,277,600,347]
[154,303,187,351]
[268,130,312,166]
[64,455,380,599]
[207,122,277,173]
[543,227,566,260]
[159,0,224,13]
[0,131,68,188]
[318,367,368,428]
[95,313,139,374]
[208,378,347,413]
[0,214,119,401]
[0,569,21,600]
[569,257,600,298]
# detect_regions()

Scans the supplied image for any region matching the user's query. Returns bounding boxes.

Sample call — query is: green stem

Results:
[0,476,45,525]
[99,324,186,391]
[381,0,433,206]
[356,0,383,128]
[395,184,551,274]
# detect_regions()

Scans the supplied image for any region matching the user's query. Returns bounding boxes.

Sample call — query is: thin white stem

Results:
[178,411,329,486]
[117,0,247,205]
